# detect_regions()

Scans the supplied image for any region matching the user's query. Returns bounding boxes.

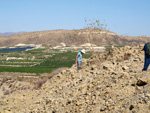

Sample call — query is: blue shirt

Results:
[77,52,82,62]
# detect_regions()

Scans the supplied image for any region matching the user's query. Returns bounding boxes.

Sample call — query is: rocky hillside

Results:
[0,29,150,47]
[0,44,150,112]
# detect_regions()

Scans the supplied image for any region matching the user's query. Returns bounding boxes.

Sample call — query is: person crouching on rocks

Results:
[75,49,85,71]
[142,43,150,71]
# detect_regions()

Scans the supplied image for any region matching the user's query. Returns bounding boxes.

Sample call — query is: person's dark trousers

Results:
[143,53,150,71]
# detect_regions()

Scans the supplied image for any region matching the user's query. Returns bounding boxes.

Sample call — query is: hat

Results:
[81,49,85,54]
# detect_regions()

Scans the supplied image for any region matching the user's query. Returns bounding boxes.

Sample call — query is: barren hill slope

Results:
[0,29,150,47]
[0,45,150,112]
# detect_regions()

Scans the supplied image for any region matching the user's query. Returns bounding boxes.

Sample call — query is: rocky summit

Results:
[0,44,150,113]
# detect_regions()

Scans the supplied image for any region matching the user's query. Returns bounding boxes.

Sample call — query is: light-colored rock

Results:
[0,45,150,113]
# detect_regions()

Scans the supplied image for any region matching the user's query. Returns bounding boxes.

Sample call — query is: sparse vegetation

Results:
[105,45,123,51]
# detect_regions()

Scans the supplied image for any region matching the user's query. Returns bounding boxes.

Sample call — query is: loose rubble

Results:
[0,44,150,113]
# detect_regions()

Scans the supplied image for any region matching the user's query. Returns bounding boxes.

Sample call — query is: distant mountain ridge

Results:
[0,32,25,36]
[0,29,150,47]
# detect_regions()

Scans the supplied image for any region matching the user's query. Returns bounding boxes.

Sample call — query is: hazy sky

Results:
[0,0,150,36]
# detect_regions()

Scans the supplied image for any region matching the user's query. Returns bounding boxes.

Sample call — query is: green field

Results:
[0,48,93,73]
[0,45,123,73]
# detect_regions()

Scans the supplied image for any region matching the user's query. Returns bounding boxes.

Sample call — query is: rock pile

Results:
[0,45,150,113]
[0,76,33,99]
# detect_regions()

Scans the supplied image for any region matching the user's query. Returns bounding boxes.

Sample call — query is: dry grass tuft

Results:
[33,68,67,89]
[34,78,48,89]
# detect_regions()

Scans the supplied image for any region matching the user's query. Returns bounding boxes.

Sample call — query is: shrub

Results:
[33,78,48,89]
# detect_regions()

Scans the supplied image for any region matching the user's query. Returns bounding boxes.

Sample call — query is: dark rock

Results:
[129,105,134,110]
[136,80,147,86]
